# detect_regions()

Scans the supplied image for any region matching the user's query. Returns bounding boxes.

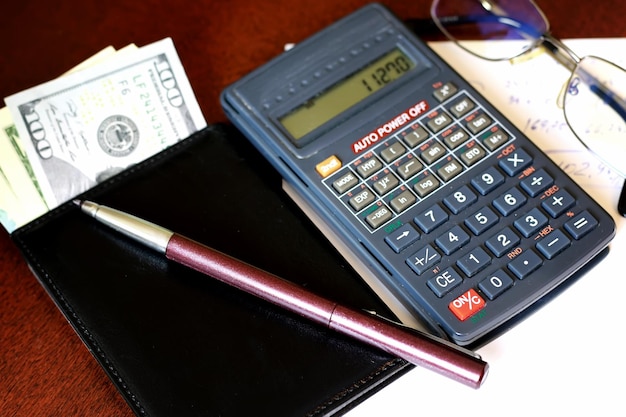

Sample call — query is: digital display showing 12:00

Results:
[279,48,416,142]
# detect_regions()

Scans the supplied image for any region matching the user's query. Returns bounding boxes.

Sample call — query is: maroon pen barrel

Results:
[166,234,338,324]
[330,305,488,389]
[166,233,488,388]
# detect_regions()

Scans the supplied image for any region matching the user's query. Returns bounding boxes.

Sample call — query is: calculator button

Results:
[348,188,375,211]
[371,172,399,195]
[397,158,423,180]
[400,125,429,147]
[536,229,571,259]
[427,268,463,297]
[435,225,470,255]
[471,166,505,195]
[498,148,532,176]
[508,249,542,279]
[365,205,393,229]
[389,190,417,213]
[385,223,420,253]
[332,170,359,194]
[542,188,576,218]
[482,127,510,151]
[457,141,487,167]
[449,289,486,321]
[406,244,441,275]
[465,206,499,235]
[355,157,383,178]
[419,140,446,164]
[436,157,464,181]
[466,112,493,134]
[443,185,477,214]
[441,127,469,150]
[414,204,448,233]
[478,269,514,300]
[514,207,549,237]
[425,111,453,133]
[413,173,440,197]
[457,247,492,277]
[493,187,527,216]
[448,94,476,118]
[520,168,554,197]
[564,210,598,239]
[485,227,521,257]
[316,155,342,178]
[433,82,458,102]
[380,142,406,163]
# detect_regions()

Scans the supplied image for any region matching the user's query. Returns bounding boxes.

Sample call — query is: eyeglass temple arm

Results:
[581,74,626,123]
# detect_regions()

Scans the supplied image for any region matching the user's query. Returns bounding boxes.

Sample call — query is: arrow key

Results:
[385,223,420,253]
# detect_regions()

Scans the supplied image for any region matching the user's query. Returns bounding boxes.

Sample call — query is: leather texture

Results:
[12,124,411,417]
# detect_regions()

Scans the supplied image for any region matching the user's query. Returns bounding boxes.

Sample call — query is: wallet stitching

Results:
[305,358,408,417]
[14,242,148,415]
[12,124,405,416]
[11,126,219,416]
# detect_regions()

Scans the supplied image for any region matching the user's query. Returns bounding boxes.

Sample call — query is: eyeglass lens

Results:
[430,0,549,60]
[564,56,626,178]
[432,0,626,211]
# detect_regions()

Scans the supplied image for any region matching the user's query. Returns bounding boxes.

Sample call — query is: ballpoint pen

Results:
[74,200,489,389]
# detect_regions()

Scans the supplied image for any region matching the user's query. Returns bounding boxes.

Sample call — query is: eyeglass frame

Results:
[406,0,626,216]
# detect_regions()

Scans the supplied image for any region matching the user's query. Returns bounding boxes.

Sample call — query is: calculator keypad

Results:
[320,81,608,345]
[325,83,511,232]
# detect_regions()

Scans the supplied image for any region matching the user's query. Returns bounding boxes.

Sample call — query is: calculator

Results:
[220,3,615,346]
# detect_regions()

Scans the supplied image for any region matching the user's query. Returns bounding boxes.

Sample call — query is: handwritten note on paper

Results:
[429,39,626,214]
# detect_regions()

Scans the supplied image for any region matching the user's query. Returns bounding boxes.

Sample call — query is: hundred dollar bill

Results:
[5,38,206,208]
[0,107,48,231]
[0,46,136,232]
[0,164,22,231]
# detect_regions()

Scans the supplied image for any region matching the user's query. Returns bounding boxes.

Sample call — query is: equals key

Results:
[564,210,598,240]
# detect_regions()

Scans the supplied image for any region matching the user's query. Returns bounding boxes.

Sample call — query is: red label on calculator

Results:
[449,289,485,321]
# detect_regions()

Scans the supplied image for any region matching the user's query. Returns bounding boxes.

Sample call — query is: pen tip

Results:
[72,199,83,207]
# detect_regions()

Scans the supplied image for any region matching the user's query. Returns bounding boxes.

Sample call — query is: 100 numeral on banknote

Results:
[6,38,206,208]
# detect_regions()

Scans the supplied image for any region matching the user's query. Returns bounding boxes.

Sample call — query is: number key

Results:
[485,227,520,257]
[435,225,470,255]
[443,185,477,214]
[471,166,504,195]
[457,247,492,277]
[493,187,527,216]
[479,269,514,300]
[465,206,499,235]
[514,207,548,237]
[414,203,448,233]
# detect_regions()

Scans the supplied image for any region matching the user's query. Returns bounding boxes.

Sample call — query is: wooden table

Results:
[1,1,625,415]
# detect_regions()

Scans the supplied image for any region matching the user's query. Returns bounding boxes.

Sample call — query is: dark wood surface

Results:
[2,1,625,415]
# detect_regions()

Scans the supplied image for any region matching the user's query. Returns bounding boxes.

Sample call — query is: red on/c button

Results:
[449,289,486,321]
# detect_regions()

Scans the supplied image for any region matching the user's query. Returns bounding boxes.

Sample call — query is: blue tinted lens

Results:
[431,0,549,60]
[564,56,626,178]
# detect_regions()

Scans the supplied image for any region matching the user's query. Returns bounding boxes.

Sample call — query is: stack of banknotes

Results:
[0,38,206,232]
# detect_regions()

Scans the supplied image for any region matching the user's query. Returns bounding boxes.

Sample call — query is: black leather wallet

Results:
[12,124,411,416]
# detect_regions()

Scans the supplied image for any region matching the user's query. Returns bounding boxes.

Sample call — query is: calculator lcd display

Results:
[278,48,416,143]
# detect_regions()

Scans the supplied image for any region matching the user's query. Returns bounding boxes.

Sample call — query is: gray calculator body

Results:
[221,4,615,346]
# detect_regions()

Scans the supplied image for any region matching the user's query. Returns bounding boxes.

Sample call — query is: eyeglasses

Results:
[427,0,626,216]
